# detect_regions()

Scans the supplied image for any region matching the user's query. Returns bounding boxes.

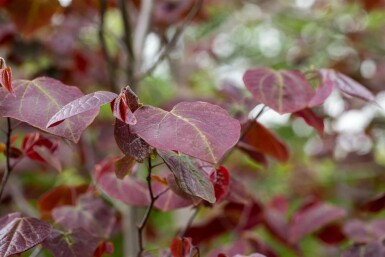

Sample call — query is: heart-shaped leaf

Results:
[47,91,117,128]
[243,68,315,114]
[0,77,99,143]
[0,213,51,257]
[42,229,99,257]
[132,101,240,164]
[159,150,215,203]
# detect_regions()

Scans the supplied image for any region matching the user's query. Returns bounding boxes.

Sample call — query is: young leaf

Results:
[293,108,324,136]
[159,150,216,203]
[0,77,99,143]
[42,228,99,257]
[288,202,346,243]
[0,66,14,96]
[110,86,138,125]
[319,69,376,102]
[0,213,51,257]
[170,237,194,257]
[242,122,289,163]
[132,101,241,164]
[52,194,116,238]
[47,91,117,128]
[114,119,153,162]
[210,166,230,203]
[114,155,136,179]
[243,68,315,114]
[93,241,114,257]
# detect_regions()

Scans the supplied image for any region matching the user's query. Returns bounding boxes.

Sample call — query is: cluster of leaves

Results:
[1,1,385,257]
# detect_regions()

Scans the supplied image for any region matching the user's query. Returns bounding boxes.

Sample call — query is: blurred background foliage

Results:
[1,0,385,256]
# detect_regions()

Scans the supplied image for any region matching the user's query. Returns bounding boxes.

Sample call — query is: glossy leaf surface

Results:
[132,102,240,163]
[243,68,315,114]
[47,91,117,128]
[0,77,99,143]
[0,213,51,257]
[159,150,215,203]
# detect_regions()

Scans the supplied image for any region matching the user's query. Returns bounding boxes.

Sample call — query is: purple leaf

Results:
[0,213,51,257]
[42,228,99,257]
[320,69,376,102]
[114,155,136,179]
[0,77,99,143]
[52,194,116,238]
[114,119,153,162]
[132,101,240,164]
[243,68,315,114]
[308,80,334,107]
[294,108,324,136]
[47,91,117,128]
[158,150,215,203]
[288,202,346,243]
[153,182,191,211]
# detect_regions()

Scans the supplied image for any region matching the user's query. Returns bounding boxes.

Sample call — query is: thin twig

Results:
[119,0,135,86]
[138,0,204,80]
[98,0,118,92]
[137,157,160,257]
[218,105,266,165]
[0,118,12,200]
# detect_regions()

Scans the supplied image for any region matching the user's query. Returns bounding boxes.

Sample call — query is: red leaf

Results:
[114,155,136,179]
[110,86,138,125]
[242,122,289,163]
[320,69,376,102]
[294,108,324,136]
[315,223,346,245]
[170,237,193,257]
[288,202,346,243]
[52,194,116,238]
[132,101,241,164]
[47,91,117,128]
[42,228,99,257]
[0,213,51,257]
[0,66,14,96]
[0,77,99,143]
[361,192,385,213]
[237,142,268,167]
[210,166,230,203]
[243,68,315,114]
[93,241,114,257]
[114,119,153,162]
[38,184,88,220]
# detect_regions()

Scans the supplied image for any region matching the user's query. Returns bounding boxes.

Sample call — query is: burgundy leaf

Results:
[0,213,51,257]
[170,237,194,257]
[237,142,268,167]
[114,155,136,179]
[361,192,385,213]
[289,202,346,243]
[110,87,138,125]
[47,91,117,128]
[52,194,116,238]
[0,66,14,96]
[159,150,215,203]
[308,80,334,107]
[320,69,376,102]
[42,228,99,257]
[93,241,114,257]
[114,119,153,162]
[132,101,240,164]
[242,122,289,163]
[153,181,192,211]
[315,223,346,245]
[210,166,230,203]
[0,77,99,143]
[243,68,315,114]
[294,108,324,136]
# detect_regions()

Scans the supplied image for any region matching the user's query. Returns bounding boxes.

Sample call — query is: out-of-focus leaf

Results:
[315,223,346,245]
[153,181,192,211]
[0,77,99,143]
[170,237,194,257]
[0,66,14,96]
[320,69,376,102]
[93,241,114,257]
[237,142,268,167]
[3,0,62,36]
[243,68,315,114]
[294,108,324,136]
[0,213,51,257]
[52,194,116,238]
[308,80,334,107]
[361,192,385,213]
[289,202,346,243]
[342,242,385,257]
[242,122,289,163]
[42,228,99,257]
[114,155,136,179]
[114,119,153,162]
[343,219,385,243]
[132,102,240,164]
[210,166,230,203]
[159,150,215,203]
[47,91,117,128]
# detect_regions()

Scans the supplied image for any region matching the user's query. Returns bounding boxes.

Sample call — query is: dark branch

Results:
[0,118,13,200]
